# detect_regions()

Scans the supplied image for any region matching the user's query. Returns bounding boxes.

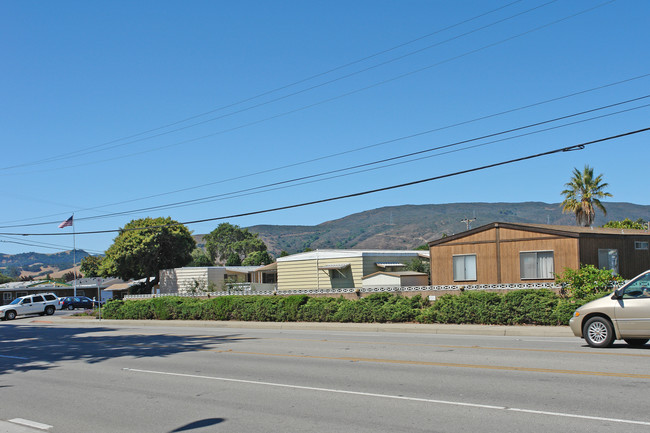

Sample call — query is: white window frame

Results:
[452,254,477,282]
[635,241,649,250]
[3,292,12,301]
[519,250,555,280]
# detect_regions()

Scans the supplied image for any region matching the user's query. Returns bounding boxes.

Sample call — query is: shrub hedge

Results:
[102,290,612,326]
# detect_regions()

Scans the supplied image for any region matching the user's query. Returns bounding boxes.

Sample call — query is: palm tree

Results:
[561,165,612,227]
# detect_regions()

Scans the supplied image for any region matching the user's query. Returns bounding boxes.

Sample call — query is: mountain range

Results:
[204,201,650,255]
[3,202,648,277]
[0,250,89,279]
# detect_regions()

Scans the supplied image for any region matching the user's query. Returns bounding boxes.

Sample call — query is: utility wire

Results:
[0,235,103,254]
[0,1,526,171]
[3,126,648,237]
[172,101,650,206]
[1,93,646,228]
[33,72,650,219]
[0,239,85,254]
[3,0,606,174]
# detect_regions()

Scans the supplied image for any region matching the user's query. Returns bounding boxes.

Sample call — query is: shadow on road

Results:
[169,418,225,432]
[0,321,253,375]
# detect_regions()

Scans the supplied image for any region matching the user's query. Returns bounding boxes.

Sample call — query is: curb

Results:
[43,316,574,337]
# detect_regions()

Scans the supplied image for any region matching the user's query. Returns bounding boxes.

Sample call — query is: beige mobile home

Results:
[276,249,429,291]
[159,266,264,294]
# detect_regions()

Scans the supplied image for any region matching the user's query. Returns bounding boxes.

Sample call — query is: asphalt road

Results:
[1,316,650,432]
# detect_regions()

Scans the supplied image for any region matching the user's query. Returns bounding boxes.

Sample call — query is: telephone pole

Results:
[461,217,476,230]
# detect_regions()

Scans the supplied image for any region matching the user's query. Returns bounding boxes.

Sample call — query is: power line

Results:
[3,126,648,237]
[3,0,610,175]
[0,1,528,171]
[1,94,646,229]
[58,101,650,218]
[0,235,104,255]
[44,72,650,214]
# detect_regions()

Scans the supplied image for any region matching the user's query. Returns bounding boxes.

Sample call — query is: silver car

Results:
[570,270,650,347]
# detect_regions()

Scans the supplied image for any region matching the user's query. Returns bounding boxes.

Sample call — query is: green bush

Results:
[297,297,345,322]
[102,289,582,326]
[102,299,124,319]
[551,291,612,325]
[494,289,559,325]
[555,264,622,299]
[204,296,235,320]
[429,292,502,324]
[416,306,437,324]
[276,295,310,321]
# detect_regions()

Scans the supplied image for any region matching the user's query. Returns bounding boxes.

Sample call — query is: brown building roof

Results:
[428,222,650,246]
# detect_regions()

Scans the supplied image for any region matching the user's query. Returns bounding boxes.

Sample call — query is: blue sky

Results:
[1,0,649,256]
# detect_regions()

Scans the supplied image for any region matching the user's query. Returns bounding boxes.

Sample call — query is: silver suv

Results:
[0,293,59,321]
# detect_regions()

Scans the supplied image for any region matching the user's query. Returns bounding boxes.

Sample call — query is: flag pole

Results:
[73,213,76,297]
[58,215,76,296]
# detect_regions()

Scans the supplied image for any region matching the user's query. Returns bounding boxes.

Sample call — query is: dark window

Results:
[635,241,649,250]
[598,249,619,275]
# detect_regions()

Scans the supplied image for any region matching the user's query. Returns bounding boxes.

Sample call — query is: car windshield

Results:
[622,272,650,298]
[9,298,22,305]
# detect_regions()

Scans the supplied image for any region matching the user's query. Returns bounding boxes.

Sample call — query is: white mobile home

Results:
[159,266,267,294]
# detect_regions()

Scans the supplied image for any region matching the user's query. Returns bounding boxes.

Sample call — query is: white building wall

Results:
[362,274,401,288]
[160,267,240,293]
[160,268,210,293]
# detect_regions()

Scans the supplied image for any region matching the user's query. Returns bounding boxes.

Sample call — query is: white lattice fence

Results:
[121,281,629,300]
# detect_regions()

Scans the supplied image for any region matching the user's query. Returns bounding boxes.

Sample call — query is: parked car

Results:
[59,296,102,310]
[0,293,59,321]
[569,270,650,348]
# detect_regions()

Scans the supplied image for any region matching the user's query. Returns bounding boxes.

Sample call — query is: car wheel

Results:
[45,306,55,316]
[583,317,615,348]
[5,310,16,321]
[623,339,648,347]
[67,304,75,310]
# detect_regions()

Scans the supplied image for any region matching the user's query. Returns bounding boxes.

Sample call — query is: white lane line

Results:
[0,354,29,360]
[124,368,650,426]
[9,418,53,430]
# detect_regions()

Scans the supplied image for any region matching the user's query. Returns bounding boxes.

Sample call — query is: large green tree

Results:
[602,218,647,230]
[242,250,274,266]
[80,255,103,277]
[561,165,612,227]
[100,217,195,291]
[188,248,213,267]
[204,223,268,265]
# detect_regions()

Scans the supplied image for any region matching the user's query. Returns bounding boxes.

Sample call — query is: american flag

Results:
[58,215,73,229]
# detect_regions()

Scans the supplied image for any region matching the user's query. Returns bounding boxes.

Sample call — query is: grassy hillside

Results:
[246,202,650,256]
[0,250,89,279]
[7,202,647,274]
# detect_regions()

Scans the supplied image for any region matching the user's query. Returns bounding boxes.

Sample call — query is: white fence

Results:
[121,281,626,300]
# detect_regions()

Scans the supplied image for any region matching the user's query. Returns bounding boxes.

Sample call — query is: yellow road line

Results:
[264,337,650,357]
[210,349,650,379]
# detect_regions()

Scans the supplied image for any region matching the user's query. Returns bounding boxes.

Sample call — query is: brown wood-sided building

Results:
[428,222,650,285]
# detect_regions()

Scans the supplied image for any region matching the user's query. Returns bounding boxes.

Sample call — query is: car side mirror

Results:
[612,289,624,300]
